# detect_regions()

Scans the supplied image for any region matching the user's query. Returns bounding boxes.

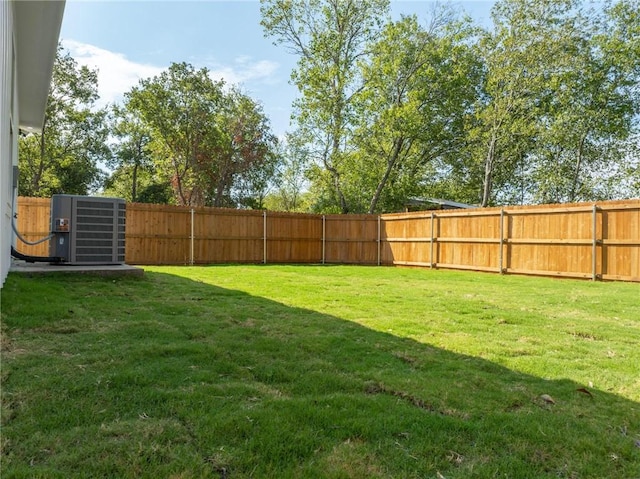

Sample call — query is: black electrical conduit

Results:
[11,245,63,263]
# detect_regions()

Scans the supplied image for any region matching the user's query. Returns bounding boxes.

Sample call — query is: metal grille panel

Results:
[50,195,126,265]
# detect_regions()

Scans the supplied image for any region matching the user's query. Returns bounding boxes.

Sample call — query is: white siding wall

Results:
[0,0,16,287]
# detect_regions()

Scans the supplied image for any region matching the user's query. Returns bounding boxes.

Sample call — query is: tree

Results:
[524,0,640,203]
[125,62,226,206]
[125,63,279,208]
[18,45,109,197]
[470,0,640,205]
[351,11,482,212]
[261,0,639,210]
[267,132,311,212]
[469,0,577,206]
[105,105,154,203]
[261,0,389,213]
[221,88,279,209]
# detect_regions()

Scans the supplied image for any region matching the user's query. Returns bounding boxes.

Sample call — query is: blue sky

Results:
[60,1,495,137]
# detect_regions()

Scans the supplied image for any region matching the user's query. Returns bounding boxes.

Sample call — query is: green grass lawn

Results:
[1,265,639,478]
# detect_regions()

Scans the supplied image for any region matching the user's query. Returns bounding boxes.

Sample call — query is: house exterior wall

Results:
[0,0,17,287]
[1,1,65,288]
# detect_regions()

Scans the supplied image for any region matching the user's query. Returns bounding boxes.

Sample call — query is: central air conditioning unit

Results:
[49,195,126,265]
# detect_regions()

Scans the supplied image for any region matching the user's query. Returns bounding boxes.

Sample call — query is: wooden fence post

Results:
[499,208,505,274]
[377,215,381,266]
[263,210,267,265]
[190,208,194,265]
[592,204,598,281]
[322,215,326,265]
[430,212,435,268]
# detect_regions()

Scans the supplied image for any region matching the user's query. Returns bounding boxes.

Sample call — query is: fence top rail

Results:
[17,196,50,205]
[598,203,640,212]
[382,209,501,219]
[382,213,433,221]
[381,199,640,220]
[323,214,379,221]
[506,203,639,215]
[263,212,327,220]
[493,198,639,212]
[505,205,597,215]
[128,203,266,216]
[19,196,640,219]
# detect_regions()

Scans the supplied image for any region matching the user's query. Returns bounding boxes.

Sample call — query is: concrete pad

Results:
[9,260,144,278]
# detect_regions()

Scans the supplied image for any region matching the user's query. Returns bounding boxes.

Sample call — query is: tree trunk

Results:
[336,177,349,213]
[482,133,497,207]
[368,136,405,214]
[569,135,586,203]
[330,115,349,214]
[131,163,138,203]
[173,158,188,206]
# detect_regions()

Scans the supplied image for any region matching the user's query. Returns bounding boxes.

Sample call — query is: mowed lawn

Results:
[1,265,639,478]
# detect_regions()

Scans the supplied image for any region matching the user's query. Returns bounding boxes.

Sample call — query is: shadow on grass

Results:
[1,271,639,479]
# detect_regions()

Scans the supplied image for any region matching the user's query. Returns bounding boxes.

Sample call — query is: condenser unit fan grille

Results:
[50,195,126,265]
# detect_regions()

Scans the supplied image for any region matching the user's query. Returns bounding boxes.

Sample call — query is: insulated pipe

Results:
[11,245,62,263]
[11,195,53,246]
[12,219,53,245]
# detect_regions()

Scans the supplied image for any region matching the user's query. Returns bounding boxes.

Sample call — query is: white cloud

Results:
[63,39,164,108]
[200,56,281,87]
[62,40,282,108]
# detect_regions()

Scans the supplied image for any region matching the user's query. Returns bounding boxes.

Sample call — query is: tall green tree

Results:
[125,62,278,208]
[220,87,279,209]
[261,0,389,212]
[470,0,578,206]
[470,0,640,205]
[526,0,640,203]
[105,105,154,203]
[262,0,638,210]
[351,11,482,213]
[18,45,109,197]
[125,62,225,206]
[268,132,311,212]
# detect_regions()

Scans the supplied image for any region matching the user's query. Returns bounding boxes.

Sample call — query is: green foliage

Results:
[423,0,639,206]
[263,132,312,212]
[521,0,640,203]
[222,88,281,209]
[104,105,154,203]
[102,167,173,204]
[351,11,483,212]
[124,62,226,206]
[18,45,109,197]
[261,0,390,213]
[134,181,175,204]
[15,1,639,208]
[264,0,639,211]
[2,266,639,477]
[124,63,279,208]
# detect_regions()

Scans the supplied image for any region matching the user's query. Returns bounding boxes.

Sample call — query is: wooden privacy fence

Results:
[124,203,378,265]
[381,201,639,282]
[15,197,640,282]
